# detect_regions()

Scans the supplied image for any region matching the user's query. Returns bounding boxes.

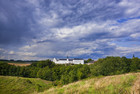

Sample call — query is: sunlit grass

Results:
[38,73,140,94]
[0,76,53,94]
[0,73,139,94]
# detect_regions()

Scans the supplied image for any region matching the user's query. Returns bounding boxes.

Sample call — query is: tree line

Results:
[0,56,139,85]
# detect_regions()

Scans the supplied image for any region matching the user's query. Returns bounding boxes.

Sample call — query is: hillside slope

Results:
[0,76,53,94]
[37,72,140,94]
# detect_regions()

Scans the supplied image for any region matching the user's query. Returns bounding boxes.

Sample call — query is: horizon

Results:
[0,0,140,60]
[0,55,136,61]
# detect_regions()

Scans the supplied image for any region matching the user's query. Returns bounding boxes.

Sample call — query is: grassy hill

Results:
[37,72,140,94]
[0,72,140,94]
[0,76,53,94]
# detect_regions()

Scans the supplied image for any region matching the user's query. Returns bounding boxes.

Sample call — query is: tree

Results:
[85,58,93,63]
[130,57,139,71]
[90,56,133,76]
[69,70,77,82]
[30,60,55,68]
[60,74,69,84]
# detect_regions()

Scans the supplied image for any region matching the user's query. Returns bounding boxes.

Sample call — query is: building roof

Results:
[55,58,83,61]
[73,58,83,60]
[69,59,73,61]
[59,59,67,60]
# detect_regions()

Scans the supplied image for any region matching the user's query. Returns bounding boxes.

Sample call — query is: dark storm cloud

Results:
[79,32,109,42]
[0,0,36,46]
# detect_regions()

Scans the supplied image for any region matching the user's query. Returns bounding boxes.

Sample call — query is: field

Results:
[37,72,140,94]
[8,63,31,66]
[0,76,53,94]
[0,60,35,66]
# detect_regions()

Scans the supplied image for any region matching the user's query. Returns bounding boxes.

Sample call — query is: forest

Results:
[0,56,140,85]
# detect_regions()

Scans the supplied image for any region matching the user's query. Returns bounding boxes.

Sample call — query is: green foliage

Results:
[130,57,140,71]
[84,58,93,63]
[87,58,93,62]
[30,60,55,68]
[59,64,90,84]
[90,56,140,76]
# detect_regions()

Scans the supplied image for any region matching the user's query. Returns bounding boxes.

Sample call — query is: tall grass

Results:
[38,73,140,94]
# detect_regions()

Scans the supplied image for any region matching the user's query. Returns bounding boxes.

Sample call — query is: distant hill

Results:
[37,72,140,94]
[0,59,37,64]
[0,76,53,94]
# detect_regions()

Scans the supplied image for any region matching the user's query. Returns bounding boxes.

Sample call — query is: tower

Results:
[133,54,135,58]
[67,56,69,63]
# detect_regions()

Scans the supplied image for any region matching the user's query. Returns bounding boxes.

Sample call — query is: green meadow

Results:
[0,76,53,94]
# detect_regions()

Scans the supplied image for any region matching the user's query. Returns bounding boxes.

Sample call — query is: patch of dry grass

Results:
[37,72,140,94]
[131,74,140,94]
[8,63,31,66]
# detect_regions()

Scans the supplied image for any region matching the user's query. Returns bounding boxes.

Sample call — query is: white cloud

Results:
[119,0,140,17]
[116,46,140,55]
[9,51,14,54]
[130,33,140,38]
[17,52,36,56]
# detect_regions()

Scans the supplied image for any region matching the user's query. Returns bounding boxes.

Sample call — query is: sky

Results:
[0,0,140,60]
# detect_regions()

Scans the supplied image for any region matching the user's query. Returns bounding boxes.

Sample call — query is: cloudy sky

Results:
[0,0,140,60]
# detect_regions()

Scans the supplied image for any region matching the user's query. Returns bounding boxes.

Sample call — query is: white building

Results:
[53,58,84,64]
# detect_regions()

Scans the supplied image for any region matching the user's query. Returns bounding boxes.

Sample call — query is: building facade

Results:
[53,58,84,64]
